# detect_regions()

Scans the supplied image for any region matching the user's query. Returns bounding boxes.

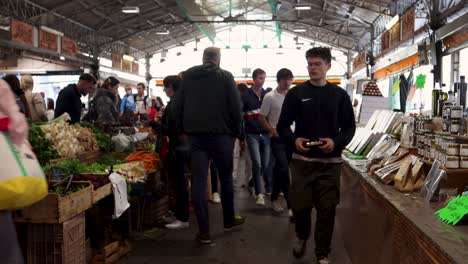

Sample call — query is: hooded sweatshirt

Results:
[84,88,119,125]
[173,63,242,136]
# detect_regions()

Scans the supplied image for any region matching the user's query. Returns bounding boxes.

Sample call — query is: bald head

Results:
[203,47,221,65]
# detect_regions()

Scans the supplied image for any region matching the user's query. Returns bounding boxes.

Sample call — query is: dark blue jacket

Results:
[241,88,269,135]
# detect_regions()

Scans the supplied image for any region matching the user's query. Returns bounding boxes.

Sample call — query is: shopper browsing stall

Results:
[161,75,190,230]
[277,47,356,264]
[55,73,97,123]
[83,77,120,125]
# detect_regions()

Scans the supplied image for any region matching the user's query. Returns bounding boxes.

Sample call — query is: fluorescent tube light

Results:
[122,6,140,14]
[293,28,307,33]
[155,30,170,35]
[294,4,312,10]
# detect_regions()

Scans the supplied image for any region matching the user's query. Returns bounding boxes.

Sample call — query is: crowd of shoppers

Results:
[1,46,354,264]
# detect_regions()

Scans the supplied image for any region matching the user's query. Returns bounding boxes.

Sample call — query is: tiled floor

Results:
[122,190,352,264]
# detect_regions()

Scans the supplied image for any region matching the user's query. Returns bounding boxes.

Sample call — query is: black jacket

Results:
[277,81,356,158]
[83,88,119,125]
[174,63,242,136]
[241,88,269,135]
[55,84,82,123]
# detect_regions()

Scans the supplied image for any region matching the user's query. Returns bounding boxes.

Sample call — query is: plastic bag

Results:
[420,160,446,203]
[109,172,130,219]
[112,132,133,152]
[0,127,47,210]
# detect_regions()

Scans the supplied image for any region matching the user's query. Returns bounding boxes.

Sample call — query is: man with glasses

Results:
[277,47,355,264]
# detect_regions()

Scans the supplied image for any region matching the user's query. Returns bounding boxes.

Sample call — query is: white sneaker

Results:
[256,194,265,206]
[317,257,331,264]
[165,220,189,230]
[212,193,221,204]
[271,200,284,213]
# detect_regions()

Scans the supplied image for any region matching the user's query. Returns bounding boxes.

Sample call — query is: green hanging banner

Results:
[435,195,468,225]
[416,74,426,89]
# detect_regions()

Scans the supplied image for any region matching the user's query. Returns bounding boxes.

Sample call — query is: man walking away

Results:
[277,47,356,264]
[174,47,245,245]
[259,68,294,218]
[161,75,190,230]
[241,68,272,206]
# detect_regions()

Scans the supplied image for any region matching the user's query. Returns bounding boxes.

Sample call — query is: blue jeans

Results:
[246,133,272,195]
[190,134,236,234]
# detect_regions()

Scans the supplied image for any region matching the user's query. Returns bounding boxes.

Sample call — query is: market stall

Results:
[14,114,166,264]
[339,108,468,264]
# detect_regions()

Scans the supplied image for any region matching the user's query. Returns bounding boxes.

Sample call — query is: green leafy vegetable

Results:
[29,124,59,165]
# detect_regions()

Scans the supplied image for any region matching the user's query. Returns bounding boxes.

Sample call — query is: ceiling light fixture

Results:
[122,6,140,14]
[155,30,170,35]
[123,55,135,61]
[385,15,399,30]
[59,56,65,60]
[293,27,307,33]
[294,4,312,10]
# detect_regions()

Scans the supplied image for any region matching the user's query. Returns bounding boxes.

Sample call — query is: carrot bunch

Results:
[125,151,159,172]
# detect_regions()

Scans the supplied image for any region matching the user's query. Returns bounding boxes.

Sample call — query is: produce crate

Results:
[25,212,86,264]
[143,195,169,226]
[91,240,131,264]
[78,150,101,164]
[14,182,93,224]
[93,182,113,204]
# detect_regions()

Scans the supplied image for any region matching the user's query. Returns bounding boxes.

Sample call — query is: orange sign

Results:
[401,7,415,42]
[10,19,33,46]
[352,50,367,73]
[389,21,401,49]
[375,54,419,80]
[111,54,121,70]
[132,62,139,74]
[39,30,58,51]
[381,31,390,53]
[122,59,131,72]
[61,37,77,56]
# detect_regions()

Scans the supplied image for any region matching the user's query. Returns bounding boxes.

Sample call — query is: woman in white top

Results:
[21,75,47,122]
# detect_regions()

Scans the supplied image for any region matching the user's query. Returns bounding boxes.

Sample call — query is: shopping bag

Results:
[0,118,47,210]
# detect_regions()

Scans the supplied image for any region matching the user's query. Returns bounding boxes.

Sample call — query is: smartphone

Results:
[303,141,325,148]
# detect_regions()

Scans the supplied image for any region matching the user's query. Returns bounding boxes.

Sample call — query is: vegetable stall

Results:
[15,114,167,264]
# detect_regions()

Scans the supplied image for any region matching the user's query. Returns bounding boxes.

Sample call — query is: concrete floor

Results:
[122,190,352,264]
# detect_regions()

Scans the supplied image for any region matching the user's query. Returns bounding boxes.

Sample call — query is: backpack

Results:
[134,94,148,109]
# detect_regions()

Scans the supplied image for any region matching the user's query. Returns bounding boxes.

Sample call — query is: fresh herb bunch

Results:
[29,125,59,165]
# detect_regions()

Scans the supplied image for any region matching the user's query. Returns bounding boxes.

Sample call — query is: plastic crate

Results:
[26,213,86,264]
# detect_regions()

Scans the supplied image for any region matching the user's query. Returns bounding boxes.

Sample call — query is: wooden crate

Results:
[15,183,93,223]
[143,196,169,226]
[78,150,101,164]
[91,240,131,264]
[93,182,112,204]
[25,212,86,264]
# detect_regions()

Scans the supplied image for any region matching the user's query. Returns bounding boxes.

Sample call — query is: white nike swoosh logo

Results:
[302,98,312,102]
